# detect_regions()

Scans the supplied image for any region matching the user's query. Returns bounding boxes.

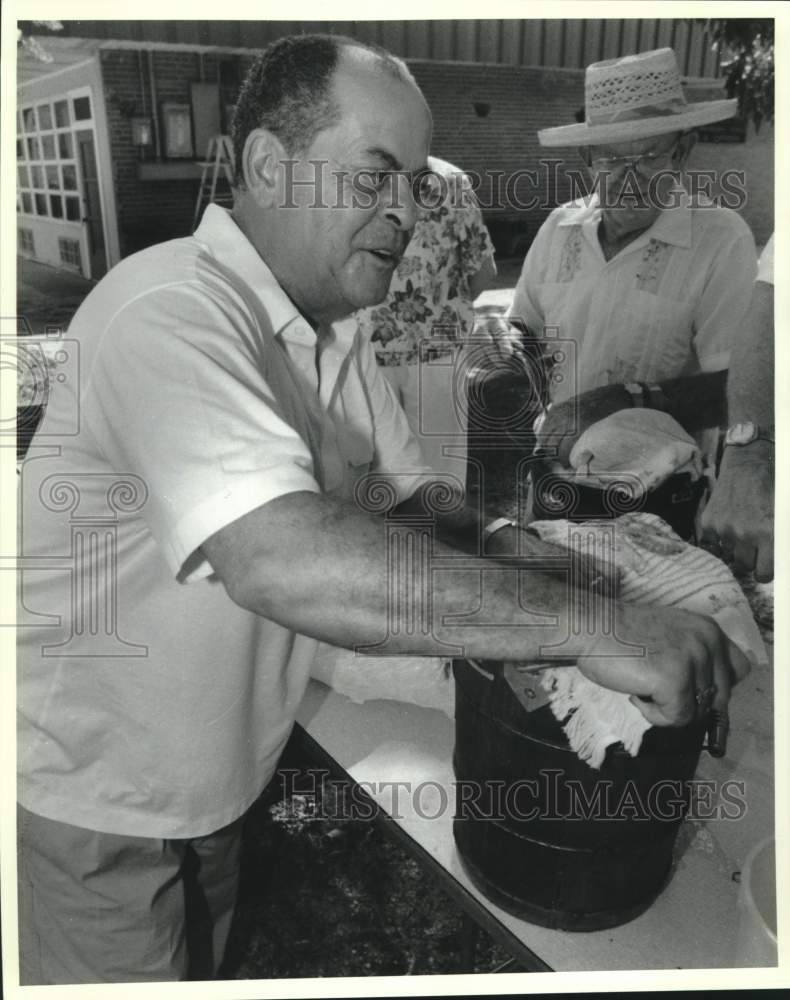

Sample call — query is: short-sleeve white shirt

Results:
[757,234,774,285]
[17,205,431,838]
[508,189,758,405]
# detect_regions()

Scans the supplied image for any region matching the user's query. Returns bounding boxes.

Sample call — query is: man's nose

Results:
[603,157,640,177]
[380,172,418,232]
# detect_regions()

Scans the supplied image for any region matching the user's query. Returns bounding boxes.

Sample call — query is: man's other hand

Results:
[702,441,774,581]
[472,315,527,363]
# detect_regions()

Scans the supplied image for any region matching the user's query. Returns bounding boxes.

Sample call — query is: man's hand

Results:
[577,603,748,727]
[701,441,774,580]
[537,384,634,465]
[472,314,527,363]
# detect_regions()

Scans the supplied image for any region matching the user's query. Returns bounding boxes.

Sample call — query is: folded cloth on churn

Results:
[568,408,704,493]
[530,512,767,769]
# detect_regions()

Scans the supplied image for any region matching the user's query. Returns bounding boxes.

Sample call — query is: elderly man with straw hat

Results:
[510,49,758,495]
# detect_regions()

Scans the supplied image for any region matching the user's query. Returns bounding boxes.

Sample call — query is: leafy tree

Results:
[17,20,63,63]
[695,18,774,129]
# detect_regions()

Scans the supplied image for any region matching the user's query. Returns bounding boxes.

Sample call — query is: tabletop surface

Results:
[295,648,775,972]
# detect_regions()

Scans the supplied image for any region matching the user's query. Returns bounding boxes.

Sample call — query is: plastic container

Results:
[734,836,778,966]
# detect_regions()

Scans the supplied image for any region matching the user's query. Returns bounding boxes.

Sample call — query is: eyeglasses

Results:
[589,143,679,174]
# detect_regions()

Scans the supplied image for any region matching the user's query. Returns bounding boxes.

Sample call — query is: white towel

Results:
[310,645,454,717]
[530,512,766,769]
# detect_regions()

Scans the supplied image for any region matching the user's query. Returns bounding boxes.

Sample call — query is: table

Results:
[295,646,775,971]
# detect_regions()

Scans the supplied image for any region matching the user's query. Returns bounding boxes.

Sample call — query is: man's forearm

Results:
[395,482,483,554]
[538,370,728,462]
[652,370,727,433]
[203,488,750,725]
[724,281,774,427]
[205,490,596,662]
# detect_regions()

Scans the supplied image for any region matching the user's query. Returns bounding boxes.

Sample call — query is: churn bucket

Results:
[452,658,707,931]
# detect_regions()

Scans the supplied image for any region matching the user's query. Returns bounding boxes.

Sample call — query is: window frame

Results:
[16,86,95,225]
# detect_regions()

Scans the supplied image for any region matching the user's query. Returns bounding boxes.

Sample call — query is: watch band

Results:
[625,382,668,411]
[751,427,776,445]
[483,517,517,541]
[624,382,644,408]
[642,382,668,412]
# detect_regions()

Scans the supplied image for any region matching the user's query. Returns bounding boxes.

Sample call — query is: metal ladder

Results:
[192,134,235,232]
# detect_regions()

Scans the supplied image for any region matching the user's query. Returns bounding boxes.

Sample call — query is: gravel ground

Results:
[220,768,516,980]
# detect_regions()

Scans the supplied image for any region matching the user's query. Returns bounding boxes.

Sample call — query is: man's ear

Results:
[241,128,285,207]
[673,130,698,169]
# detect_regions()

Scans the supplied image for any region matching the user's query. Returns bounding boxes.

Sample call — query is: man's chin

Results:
[609,203,660,230]
[347,278,396,312]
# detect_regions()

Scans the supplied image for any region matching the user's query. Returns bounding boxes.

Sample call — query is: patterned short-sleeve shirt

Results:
[508,189,758,405]
[355,156,496,367]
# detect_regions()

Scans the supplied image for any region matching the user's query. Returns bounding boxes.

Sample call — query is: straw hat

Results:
[538,48,737,147]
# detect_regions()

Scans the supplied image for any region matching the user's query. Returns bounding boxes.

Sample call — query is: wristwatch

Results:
[624,382,668,411]
[723,422,775,447]
[483,517,518,541]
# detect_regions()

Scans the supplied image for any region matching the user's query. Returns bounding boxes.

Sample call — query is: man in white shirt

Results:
[509,49,757,463]
[701,235,775,580]
[499,48,760,542]
[17,35,747,983]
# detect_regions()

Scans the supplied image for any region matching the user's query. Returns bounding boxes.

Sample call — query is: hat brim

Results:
[537,99,738,147]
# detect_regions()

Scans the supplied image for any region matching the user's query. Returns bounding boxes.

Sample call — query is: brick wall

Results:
[688,122,774,247]
[409,60,587,254]
[100,49,254,256]
[99,49,773,258]
[101,49,195,255]
[411,59,774,252]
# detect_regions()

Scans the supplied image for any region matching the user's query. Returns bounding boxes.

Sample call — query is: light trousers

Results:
[17,803,243,984]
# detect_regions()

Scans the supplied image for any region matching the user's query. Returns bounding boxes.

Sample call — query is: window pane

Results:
[58,132,74,159]
[18,165,30,188]
[62,164,78,190]
[46,165,60,189]
[31,164,44,188]
[17,139,25,160]
[22,192,33,213]
[59,238,82,270]
[50,195,64,218]
[65,196,81,221]
[73,96,92,121]
[22,108,36,132]
[35,193,49,216]
[26,137,40,160]
[42,135,56,160]
[54,100,70,127]
[37,104,53,130]
[17,110,22,133]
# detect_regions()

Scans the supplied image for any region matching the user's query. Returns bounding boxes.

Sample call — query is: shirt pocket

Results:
[614,289,695,384]
[537,282,574,333]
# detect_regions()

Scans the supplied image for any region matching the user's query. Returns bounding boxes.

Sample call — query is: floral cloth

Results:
[355,156,496,367]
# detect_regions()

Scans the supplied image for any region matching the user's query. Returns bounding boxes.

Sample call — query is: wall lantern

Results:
[131,116,152,146]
